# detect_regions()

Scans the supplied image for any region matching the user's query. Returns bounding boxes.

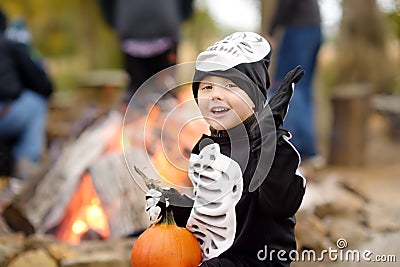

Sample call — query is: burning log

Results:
[89,150,151,237]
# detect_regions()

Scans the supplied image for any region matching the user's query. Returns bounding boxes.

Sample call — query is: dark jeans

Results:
[0,90,48,163]
[271,26,322,159]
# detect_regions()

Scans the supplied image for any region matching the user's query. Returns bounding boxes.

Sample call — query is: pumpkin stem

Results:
[161,207,177,226]
[134,165,163,191]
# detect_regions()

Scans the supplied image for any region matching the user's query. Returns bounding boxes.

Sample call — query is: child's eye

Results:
[225,83,238,89]
[201,85,213,91]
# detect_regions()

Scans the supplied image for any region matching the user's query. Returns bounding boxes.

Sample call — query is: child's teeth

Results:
[213,108,227,112]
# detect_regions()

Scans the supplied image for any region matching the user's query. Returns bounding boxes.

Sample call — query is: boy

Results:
[145,32,306,266]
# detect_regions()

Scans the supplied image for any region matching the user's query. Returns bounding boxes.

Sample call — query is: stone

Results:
[300,175,344,212]
[60,252,129,267]
[0,216,11,234]
[314,187,366,219]
[8,249,57,267]
[25,234,58,250]
[295,210,334,252]
[365,203,400,232]
[47,243,78,261]
[325,216,370,249]
[0,233,25,266]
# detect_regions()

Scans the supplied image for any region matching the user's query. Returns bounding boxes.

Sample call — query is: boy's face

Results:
[197,76,255,131]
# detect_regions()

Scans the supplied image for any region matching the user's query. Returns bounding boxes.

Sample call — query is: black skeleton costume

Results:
[145,32,306,266]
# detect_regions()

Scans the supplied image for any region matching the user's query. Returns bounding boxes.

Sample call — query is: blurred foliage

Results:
[1,0,120,60]
[387,5,400,40]
[182,6,219,53]
[387,2,400,94]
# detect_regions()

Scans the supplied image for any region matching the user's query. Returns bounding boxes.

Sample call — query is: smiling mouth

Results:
[211,107,230,114]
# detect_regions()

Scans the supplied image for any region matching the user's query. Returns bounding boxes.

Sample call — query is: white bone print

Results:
[196,32,271,72]
[187,143,243,261]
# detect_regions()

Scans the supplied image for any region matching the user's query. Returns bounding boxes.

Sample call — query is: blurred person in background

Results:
[0,9,53,189]
[267,0,324,172]
[97,0,194,109]
[5,17,47,70]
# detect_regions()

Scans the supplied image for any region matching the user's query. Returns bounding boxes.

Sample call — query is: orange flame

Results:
[56,173,110,244]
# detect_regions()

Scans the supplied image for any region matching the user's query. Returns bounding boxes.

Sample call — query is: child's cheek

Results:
[197,98,209,115]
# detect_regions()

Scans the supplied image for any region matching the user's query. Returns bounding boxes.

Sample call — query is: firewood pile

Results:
[0,232,133,267]
[1,101,205,237]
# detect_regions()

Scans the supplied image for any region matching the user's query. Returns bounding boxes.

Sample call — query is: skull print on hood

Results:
[192,32,272,112]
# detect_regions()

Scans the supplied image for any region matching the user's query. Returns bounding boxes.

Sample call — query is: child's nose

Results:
[211,85,225,100]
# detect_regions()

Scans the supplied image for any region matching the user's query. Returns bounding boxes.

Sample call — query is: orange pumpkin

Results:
[131,209,202,267]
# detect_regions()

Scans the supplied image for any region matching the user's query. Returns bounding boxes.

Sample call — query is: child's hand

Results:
[187,142,243,260]
[268,65,304,127]
[145,188,163,223]
[254,65,304,143]
[145,187,193,225]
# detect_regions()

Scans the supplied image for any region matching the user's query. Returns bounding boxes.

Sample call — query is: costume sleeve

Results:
[158,187,194,227]
[258,134,306,217]
[169,196,193,227]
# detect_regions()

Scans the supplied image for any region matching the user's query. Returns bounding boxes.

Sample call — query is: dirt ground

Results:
[291,110,400,266]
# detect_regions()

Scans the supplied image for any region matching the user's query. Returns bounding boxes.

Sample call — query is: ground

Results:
[292,111,400,266]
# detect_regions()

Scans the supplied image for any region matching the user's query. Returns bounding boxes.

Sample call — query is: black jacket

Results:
[187,114,306,267]
[0,36,53,101]
[268,0,321,36]
[98,0,194,41]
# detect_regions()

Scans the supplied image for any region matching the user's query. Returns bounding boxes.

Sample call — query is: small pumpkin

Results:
[131,208,202,267]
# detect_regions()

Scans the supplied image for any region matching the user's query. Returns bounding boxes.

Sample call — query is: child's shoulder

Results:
[191,134,215,155]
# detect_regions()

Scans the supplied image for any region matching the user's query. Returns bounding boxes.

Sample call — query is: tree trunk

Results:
[334,0,393,93]
[329,84,371,166]
[260,0,275,36]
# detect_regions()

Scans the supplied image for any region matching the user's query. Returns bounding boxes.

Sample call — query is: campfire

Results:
[2,86,208,244]
[55,173,110,244]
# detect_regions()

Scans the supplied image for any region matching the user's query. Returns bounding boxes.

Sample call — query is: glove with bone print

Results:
[186,142,243,261]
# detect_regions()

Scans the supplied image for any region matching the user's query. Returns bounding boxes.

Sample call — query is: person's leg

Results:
[273,26,322,159]
[123,53,148,97]
[124,44,177,96]
[284,82,316,158]
[0,90,48,163]
[148,44,178,98]
[123,45,178,108]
